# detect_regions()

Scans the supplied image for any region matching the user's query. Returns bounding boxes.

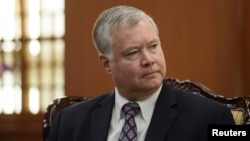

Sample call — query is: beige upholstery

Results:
[231,108,245,125]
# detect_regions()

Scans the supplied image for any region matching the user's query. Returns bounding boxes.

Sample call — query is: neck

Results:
[117,86,161,101]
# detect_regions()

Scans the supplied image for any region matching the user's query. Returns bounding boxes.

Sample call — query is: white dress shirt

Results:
[107,85,162,141]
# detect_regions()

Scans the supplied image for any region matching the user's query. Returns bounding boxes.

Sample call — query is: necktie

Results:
[119,102,140,141]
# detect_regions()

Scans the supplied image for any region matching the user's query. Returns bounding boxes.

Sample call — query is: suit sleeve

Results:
[213,105,235,125]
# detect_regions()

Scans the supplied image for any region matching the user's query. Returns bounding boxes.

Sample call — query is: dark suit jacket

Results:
[46,80,235,141]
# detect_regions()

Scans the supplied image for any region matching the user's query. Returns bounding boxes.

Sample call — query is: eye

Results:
[148,44,158,51]
[126,50,138,56]
[123,48,139,60]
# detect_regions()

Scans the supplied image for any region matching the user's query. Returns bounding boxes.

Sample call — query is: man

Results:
[46,5,235,141]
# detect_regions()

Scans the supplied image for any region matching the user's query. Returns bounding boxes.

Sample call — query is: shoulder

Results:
[175,86,224,108]
[161,80,224,107]
[61,92,114,114]
[161,82,228,112]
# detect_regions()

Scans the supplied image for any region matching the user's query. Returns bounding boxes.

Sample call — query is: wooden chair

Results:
[42,77,250,141]
[42,96,90,141]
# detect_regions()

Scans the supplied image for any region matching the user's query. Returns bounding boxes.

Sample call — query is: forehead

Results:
[111,19,158,45]
[111,17,156,33]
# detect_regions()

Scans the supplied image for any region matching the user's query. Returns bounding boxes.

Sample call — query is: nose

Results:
[141,51,155,67]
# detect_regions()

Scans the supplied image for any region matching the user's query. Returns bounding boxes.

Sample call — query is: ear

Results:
[98,54,112,74]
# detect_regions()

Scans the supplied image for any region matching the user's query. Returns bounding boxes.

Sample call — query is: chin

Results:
[145,80,162,89]
[147,76,163,84]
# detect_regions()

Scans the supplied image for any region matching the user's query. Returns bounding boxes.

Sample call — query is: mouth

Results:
[142,71,158,78]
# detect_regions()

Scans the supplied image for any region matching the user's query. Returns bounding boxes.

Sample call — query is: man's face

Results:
[100,18,166,100]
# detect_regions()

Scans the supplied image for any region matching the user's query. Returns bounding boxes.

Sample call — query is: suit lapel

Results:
[90,94,115,141]
[89,82,179,141]
[145,83,179,141]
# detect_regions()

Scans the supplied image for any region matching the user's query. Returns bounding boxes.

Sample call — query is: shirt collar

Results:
[114,84,162,124]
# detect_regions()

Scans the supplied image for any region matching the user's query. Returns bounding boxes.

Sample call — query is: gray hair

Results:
[92,5,159,59]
